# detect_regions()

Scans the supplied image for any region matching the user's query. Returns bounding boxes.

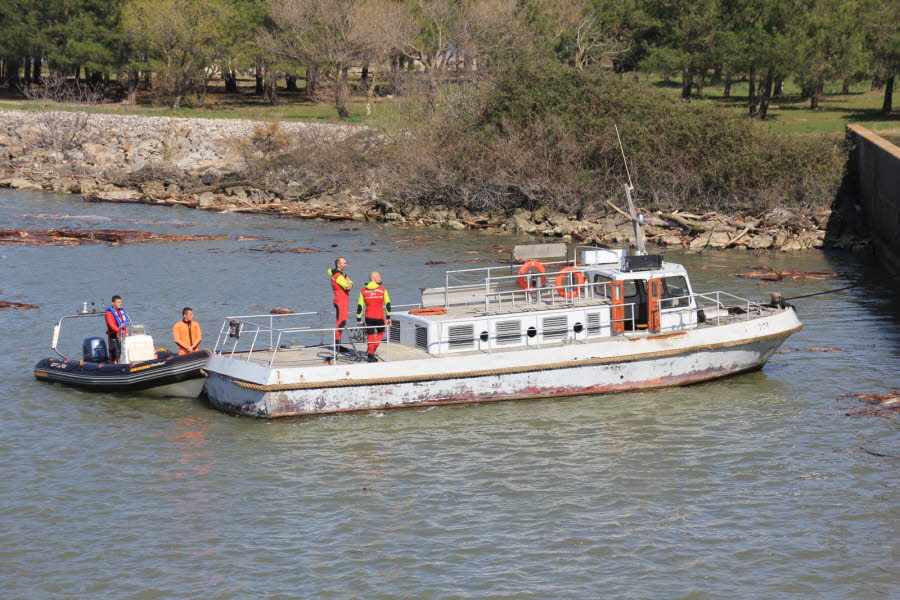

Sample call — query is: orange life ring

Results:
[409,306,448,316]
[518,260,547,289]
[555,266,585,298]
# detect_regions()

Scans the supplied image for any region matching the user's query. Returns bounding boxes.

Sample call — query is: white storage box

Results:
[582,249,624,266]
[121,334,156,363]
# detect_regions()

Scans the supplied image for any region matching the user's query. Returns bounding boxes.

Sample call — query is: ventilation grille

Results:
[415,325,428,350]
[542,316,568,340]
[389,321,401,343]
[586,312,601,336]
[447,324,474,349]
[496,320,521,346]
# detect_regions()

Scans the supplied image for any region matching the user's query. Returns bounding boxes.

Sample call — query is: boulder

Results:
[446,220,467,231]
[95,190,139,201]
[748,234,774,249]
[9,178,42,191]
[507,211,538,233]
[197,192,217,207]
[707,231,732,249]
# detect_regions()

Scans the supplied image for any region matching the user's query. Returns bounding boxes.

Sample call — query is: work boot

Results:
[366,353,378,363]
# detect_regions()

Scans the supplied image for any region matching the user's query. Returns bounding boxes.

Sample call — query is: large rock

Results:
[9,178,42,191]
[748,234,774,249]
[95,190,139,201]
[197,192,217,207]
[507,209,537,233]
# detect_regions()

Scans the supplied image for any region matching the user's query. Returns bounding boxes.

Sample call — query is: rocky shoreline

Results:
[0,109,866,252]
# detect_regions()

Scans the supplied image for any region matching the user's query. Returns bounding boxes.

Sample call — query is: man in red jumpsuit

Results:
[356,271,391,363]
[328,256,353,352]
[105,294,130,363]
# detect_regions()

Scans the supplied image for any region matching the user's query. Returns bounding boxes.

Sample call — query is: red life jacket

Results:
[329,268,352,304]
[358,283,391,320]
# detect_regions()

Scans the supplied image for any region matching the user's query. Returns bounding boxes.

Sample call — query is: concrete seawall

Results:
[847,125,900,275]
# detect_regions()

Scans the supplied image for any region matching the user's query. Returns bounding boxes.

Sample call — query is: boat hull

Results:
[34,350,210,396]
[205,309,802,418]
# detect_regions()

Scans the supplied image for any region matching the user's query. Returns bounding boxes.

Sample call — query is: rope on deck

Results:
[230,326,802,392]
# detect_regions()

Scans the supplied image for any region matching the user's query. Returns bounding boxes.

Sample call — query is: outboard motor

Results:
[82,337,109,363]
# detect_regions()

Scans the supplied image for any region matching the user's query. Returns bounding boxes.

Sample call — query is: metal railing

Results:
[212,304,422,366]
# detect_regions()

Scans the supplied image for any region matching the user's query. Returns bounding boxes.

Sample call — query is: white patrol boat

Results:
[203,240,803,418]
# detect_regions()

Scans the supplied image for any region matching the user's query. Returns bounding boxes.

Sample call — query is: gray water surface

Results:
[1,190,898,599]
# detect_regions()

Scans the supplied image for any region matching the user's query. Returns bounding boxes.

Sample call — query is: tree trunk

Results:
[305,65,318,97]
[360,65,369,88]
[723,74,732,98]
[6,58,20,90]
[255,69,263,95]
[172,93,182,110]
[23,56,32,86]
[265,79,278,105]
[747,67,756,114]
[809,85,821,109]
[883,75,894,114]
[127,67,139,104]
[755,69,774,120]
[33,55,41,83]
[774,79,783,97]
[871,75,883,91]
[841,77,851,94]
[224,68,237,93]
[285,74,297,92]
[681,69,693,101]
[334,66,350,118]
[426,68,438,110]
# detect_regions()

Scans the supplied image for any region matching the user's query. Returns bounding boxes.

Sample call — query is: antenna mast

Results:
[614,124,646,255]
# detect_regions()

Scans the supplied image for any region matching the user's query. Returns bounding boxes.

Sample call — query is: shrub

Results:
[377,61,847,216]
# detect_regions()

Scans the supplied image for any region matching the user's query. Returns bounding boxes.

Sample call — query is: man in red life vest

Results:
[105,295,130,363]
[356,271,391,363]
[328,257,354,352]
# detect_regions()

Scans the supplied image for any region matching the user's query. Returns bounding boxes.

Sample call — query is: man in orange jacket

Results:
[356,271,391,363]
[328,256,353,352]
[173,307,202,355]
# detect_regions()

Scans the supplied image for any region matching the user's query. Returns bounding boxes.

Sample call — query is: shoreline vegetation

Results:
[1,1,896,253]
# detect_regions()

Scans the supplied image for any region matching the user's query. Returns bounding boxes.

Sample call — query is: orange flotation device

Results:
[409,306,448,316]
[555,266,585,298]
[518,260,547,289]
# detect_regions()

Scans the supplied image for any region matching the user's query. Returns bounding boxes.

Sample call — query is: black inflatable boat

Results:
[34,350,210,392]
[34,306,209,395]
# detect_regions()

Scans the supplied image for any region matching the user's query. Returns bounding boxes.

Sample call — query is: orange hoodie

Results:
[173,320,202,355]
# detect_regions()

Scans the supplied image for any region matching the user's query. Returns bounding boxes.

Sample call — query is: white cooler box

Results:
[120,334,157,363]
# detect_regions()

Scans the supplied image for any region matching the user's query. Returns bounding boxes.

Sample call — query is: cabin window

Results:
[623,280,639,299]
[415,326,428,350]
[593,275,612,299]
[542,316,568,341]
[496,320,521,345]
[447,324,475,349]
[586,312,602,336]
[662,276,690,308]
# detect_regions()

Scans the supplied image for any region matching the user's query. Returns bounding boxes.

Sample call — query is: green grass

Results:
[641,74,899,139]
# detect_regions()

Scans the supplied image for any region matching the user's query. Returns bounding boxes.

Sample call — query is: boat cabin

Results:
[388,245,698,356]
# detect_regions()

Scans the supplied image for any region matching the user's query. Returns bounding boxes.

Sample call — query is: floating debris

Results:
[248,245,318,253]
[0,300,39,309]
[840,391,900,417]
[734,266,838,284]
[269,308,296,314]
[0,228,233,246]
